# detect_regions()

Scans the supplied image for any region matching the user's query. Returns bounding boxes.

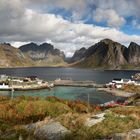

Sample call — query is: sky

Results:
[0,0,140,57]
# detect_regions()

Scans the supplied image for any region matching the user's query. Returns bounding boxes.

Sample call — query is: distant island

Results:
[0,38,140,69]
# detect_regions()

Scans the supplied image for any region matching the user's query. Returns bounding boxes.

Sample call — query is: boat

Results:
[131,73,140,80]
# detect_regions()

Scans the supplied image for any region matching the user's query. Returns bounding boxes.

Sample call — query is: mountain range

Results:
[19,42,66,67]
[0,39,140,69]
[70,39,140,69]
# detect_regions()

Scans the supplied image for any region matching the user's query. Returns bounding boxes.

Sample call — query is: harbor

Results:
[0,75,50,91]
[0,74,139,101]
[0,75,104,91]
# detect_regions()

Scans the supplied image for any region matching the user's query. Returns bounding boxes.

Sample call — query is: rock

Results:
[34,122,71,140]
[130,128,140,137]
[113,133,128,140]
[113,128,140,140]
[25,123,37,132]
[70,47,87,62]
[25,117,52,132]
[127,42,140,65]
[85,113,105,127]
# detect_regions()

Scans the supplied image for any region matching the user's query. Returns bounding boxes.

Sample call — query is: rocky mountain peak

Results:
[19,42,66,66]
[70,47,87,62]
[127,42,140,64]
[71,38,128,69]
[100,38,114,43]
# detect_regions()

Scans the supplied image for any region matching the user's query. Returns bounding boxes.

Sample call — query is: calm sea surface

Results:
[0,67,138,104]
[0,87,120,105]
[0,67,139,84]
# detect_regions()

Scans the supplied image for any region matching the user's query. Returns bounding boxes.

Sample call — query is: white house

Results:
[112,79,123,84]
[112,79,135,84]
[107,78,136,89]
[0,83,10,89]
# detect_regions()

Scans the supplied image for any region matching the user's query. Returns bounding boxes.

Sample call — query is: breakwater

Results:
[53,80,104,88]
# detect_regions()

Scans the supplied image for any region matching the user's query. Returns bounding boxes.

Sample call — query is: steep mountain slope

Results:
[0,43,34,67]
[70,47,87,63]
[71,39,140,69]
[19,43,66,66]
[127,42,140,65]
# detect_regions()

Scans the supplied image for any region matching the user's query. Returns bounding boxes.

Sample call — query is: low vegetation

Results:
[122,84,140,94]
[0,96,139,140]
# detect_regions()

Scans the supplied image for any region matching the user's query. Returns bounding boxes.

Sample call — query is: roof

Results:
[113,78,122,81]
[123,79,130,82]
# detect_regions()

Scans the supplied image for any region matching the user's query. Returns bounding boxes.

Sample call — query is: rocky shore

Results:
[97,88,137,97]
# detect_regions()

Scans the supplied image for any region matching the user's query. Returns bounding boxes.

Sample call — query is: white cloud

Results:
[93,9,126,28]
[132,20,140,29]
[11,41,30,48]
[0,0,140,57]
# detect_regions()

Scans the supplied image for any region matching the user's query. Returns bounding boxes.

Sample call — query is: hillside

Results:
[70,39,140,69]
[0,96,139,140]
[0,43,34,67]
[19,43,66,67]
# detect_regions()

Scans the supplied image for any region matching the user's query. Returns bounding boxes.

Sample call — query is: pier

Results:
[53,79,104,88]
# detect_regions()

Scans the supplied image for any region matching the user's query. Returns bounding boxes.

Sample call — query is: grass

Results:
[62,107,140,140]
[122,84,140,94]
[0,96,139,140]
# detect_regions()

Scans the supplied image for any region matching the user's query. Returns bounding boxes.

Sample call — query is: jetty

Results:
[53,79,104,88]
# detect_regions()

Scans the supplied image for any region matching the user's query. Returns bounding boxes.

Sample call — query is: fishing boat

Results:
[131,73,140,80]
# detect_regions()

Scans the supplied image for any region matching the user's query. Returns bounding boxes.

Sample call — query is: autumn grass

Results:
[0,96,140,140]
[122,84,140,94]
[0,96,95,127]
[63,107,140,140]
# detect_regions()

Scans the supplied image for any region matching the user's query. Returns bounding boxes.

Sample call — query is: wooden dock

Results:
[53,80,104,88]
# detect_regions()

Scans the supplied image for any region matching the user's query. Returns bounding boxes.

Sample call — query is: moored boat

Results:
[131,73,140,80]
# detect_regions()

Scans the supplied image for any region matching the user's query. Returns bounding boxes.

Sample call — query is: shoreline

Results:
[97,88,136,98]
[0,66,140,71]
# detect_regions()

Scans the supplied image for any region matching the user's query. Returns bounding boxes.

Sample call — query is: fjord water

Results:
[0,87,118,105]
[0,67,138,104]
[0,67,139,84]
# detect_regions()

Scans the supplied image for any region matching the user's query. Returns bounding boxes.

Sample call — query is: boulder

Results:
[34,122,71,140]
[85,113,105,127]
[113,128,140,140]
[130,128,140,138]
[113,133,128,140]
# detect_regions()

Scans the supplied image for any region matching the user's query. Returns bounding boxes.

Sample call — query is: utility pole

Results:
[88,93,90,113]
[11,80,14,99]
[11,88,14,99]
